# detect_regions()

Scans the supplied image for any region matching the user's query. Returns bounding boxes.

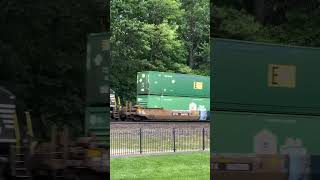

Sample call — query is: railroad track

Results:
[111,121,210,129]
[111,120,210,123]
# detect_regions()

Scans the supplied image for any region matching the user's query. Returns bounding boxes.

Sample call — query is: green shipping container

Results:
[137,71,210,98]
[211,111,320,155]
[86,33,110,106]
[212,38,320,115]
[137,95,210,111]
[85,107,109,146]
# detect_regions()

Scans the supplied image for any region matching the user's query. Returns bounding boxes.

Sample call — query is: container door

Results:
[212,38,320,114]
[85,107,110,146]
[86,33,110,106]
[137,72,149,95]
[161,72,176,96]
[212,111,320,154]
[191,76,206,97]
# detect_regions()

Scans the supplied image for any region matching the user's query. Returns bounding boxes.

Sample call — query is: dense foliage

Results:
[111,0,210,102]
[212,0,320,46]
[1,0,320,138]
[0,0,107,138]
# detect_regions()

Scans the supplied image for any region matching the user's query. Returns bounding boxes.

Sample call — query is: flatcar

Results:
[114,105,209,122]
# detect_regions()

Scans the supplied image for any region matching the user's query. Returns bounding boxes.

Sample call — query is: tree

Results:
[213,0,320,47]
[180,0,210,69]
[111,0,209,101]
[0,0,105,138]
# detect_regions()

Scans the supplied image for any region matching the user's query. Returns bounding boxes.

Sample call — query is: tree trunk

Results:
[253,0,266,23]
[188,47,194,68]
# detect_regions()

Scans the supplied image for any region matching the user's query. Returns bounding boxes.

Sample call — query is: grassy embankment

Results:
[111,152,210,180]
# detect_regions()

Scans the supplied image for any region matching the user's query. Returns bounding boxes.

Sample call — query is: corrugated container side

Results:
[212,111,320,154]
[212,38,320,115]
[86,33,110,106]
[85,107,109,147]
[137,95,210,111]
[137,71,210,98]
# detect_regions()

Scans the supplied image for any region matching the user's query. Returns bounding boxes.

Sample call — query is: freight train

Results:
[111,71,210,122]
[0,33,111,179]
[0,86,110,179]
[114,104,209,121]
[211,38,320,179]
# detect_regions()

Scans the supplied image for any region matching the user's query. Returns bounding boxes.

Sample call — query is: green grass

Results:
[111,152,210,180]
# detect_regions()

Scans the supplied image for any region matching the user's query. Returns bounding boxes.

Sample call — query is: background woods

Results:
[2,0,319,137]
